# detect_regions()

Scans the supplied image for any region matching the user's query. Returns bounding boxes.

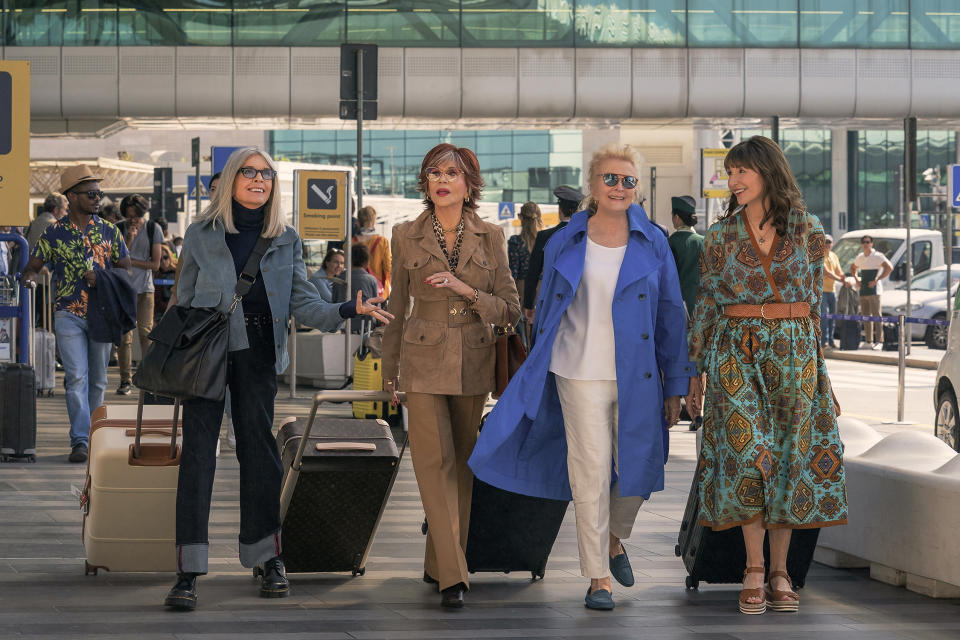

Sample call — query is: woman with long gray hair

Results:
[164,147,392,611]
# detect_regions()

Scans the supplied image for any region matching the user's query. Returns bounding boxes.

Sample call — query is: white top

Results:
[549,237,627,380]
[853,250,892,295]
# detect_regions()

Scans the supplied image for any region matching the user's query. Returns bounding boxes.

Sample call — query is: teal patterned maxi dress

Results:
[689,209,848,530]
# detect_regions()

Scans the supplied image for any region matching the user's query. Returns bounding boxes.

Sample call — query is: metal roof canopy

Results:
[29,157,154,198]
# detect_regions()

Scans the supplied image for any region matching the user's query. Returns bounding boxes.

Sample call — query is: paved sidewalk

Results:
[825,344,945,370]
[1,371,959,639]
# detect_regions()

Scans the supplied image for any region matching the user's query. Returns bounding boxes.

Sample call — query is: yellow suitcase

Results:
[352,350,398,421]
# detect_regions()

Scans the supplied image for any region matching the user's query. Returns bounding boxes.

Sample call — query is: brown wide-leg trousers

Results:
[405,392,487,591]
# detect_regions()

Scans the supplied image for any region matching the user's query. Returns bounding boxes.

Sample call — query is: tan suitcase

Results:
[82,395,182,575]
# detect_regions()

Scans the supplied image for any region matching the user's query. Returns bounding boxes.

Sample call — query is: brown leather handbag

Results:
[493,326,527,399]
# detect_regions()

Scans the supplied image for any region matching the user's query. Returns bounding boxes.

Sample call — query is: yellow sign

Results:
[296,169,349,240]
[701,148,730,199]
[0,61,30,226]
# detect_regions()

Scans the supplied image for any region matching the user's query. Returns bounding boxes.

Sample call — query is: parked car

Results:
[833,228,944,288]
[933,299,960,450]
[881,265,960,349]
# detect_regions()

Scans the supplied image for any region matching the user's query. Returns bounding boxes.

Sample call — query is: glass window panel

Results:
[911,0,960,48]
[800,1,908,48]
[574,0,684,46]
[233,0,344,46]
[512,132,548,154]
[688,0,798,47]
[117,1,230,45]
[10,1,120,46]
[347,0,460,46]
[461,0,573,47]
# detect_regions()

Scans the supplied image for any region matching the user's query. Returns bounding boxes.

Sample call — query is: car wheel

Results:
[935,390,959,451]
[925,314,948,350]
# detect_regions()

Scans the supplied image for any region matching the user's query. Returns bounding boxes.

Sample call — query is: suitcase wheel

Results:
[352,567,365,577]
[674,544,681,557]
[84,561,98,576]
[420,518,428,535]
[685,575,699,590]
[252,566,263,579]
[531,571,544,581]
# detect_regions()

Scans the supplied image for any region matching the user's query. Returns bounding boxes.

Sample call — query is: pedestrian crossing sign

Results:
[498,201,515,220]
[950,164,960,210]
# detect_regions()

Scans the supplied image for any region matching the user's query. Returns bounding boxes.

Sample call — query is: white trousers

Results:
[555,375,646,579]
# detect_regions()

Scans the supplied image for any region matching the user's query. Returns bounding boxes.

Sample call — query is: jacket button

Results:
[556,293,562,300]
[482,260,487,266]
[638,294,646,300]
[539,328,544,335]
[480,337,485,343]
[413,262,418,267]
[644,372,652,379]
[419,335,425,341]
[642,333,649,339]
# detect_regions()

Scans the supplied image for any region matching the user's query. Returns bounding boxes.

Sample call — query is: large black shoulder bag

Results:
[133,236,271,402]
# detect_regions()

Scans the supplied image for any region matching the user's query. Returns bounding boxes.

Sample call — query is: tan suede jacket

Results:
[382,209,521,396]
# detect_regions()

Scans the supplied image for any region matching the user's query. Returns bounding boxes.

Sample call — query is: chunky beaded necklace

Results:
[431,213,464,271]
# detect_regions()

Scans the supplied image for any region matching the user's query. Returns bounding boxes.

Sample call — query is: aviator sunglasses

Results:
[601,173,638,189]
[238,167,277,180]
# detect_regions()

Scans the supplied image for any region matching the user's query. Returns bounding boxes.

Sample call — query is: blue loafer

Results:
[585,587,615,610]
[610,548,635,587]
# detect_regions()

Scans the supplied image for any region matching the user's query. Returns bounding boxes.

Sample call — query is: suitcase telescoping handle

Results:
[133,390,181,460]
[24,280,36,367]
[279,389,405,522]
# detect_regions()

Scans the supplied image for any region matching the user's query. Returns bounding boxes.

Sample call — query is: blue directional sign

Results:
[211,146,245,174]
[187,175,213,201]
[950,164,960,210]
[498,201,515,220]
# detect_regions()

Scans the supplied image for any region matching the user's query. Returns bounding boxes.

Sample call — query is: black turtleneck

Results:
[224,200,270,315]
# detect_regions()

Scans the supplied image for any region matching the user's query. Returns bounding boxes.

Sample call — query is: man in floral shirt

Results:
[21,165,131,463]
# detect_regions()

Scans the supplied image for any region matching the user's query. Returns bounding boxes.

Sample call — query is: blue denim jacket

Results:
[177,218,345,374]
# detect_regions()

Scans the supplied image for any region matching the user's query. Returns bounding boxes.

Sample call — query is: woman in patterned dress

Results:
[688,136,847,614]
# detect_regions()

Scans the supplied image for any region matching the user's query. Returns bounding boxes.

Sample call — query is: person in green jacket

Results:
[667,195,704,317]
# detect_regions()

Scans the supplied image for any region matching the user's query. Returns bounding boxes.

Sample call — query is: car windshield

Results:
[896,268,960,291]
[833,237,903,275]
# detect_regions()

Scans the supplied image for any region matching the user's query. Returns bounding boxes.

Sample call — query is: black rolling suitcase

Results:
[420,413,569,579]
[277,391,405,576]
[676,472,818,589]
[0,363,38,462]
[882,322,899,351]
[464,477,569,579]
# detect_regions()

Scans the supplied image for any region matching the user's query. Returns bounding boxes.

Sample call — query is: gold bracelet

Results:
[472,288,480,304]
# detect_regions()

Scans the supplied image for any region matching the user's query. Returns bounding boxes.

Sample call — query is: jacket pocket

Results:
[192,289,222,310]
[402,317,446,346]
[462,322,495,349]
[460,252,495,292]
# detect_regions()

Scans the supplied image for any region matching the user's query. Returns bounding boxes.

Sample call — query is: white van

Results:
[832,228,945,287]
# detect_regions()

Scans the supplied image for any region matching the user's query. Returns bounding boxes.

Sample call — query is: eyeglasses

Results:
[73,190,104,200]
[238,167,276,180]
[861,240,872,245]
[600,173,638,189]
[425,167,463,182]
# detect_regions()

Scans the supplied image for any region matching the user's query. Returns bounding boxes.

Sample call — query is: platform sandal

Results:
[765,570,799,612]
[739,566,766,615]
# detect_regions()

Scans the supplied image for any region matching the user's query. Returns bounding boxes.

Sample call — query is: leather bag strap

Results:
[234,235,273,299]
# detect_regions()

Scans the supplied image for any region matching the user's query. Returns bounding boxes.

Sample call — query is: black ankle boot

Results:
[164,573,198,611]
[440,582,466,608]
[259,556,290,598]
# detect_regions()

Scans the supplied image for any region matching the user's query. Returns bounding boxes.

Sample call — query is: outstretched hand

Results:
[355,290,394,325]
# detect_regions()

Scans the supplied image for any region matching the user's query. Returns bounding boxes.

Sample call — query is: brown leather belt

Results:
[411,297,480,327]
[723,302,811,319]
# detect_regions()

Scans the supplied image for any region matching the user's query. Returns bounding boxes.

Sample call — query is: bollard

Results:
[897,315,906,422]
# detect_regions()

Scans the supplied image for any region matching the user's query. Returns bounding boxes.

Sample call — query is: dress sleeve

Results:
[805,214,826,346]
[688,227,722,374]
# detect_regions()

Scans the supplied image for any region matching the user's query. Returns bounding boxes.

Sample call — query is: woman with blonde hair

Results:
[382,143,520,608]
[164,147,392,611]
[470,144,695,610]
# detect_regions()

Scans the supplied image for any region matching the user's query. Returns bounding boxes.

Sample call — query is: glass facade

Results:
[741,129,832,233]
[269,129,582,204]
[3,1,959,48]
[852,130,957,229]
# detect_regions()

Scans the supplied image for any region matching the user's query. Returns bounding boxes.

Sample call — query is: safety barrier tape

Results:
[154,279,175,286]
[822,313,949,326]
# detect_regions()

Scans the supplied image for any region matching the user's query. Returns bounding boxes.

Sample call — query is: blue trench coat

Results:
[468,205,694,501]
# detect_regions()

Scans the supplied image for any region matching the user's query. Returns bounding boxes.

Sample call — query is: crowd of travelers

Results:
[11,137,846,616]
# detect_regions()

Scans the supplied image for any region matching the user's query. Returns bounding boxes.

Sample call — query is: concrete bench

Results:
[815,417,960,598]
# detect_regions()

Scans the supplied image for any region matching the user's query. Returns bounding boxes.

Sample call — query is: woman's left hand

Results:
[424,271,473,298]
[355,291,395,324]
[664,396,681,428]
